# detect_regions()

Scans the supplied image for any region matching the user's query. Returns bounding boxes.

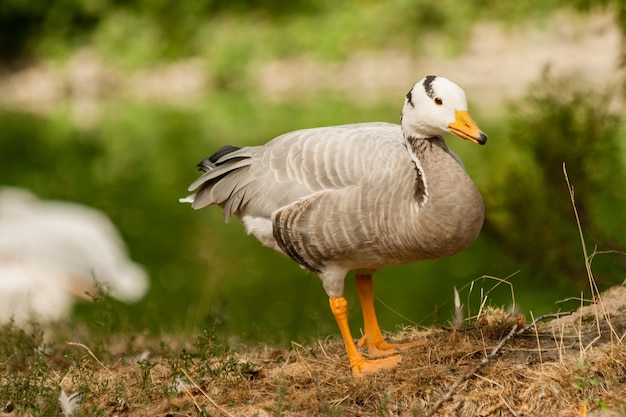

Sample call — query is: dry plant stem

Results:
[563,164,595,300]
[65,342,113,377]
[468,272,519,322]
[442,311,572,332]
[563,163,620,346]
[529,311,543,366]
[180,367,235,417]
[374,296,419,325]
[427,324,519,417]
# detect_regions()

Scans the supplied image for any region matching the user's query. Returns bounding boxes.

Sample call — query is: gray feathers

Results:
[184,122,483,274]
[183,77,485,285]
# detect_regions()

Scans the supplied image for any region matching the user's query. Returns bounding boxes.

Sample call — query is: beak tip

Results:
[477,132,488,145]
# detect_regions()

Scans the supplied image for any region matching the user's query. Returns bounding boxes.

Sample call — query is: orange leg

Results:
[329,297,401,378]
[355,273,425,357]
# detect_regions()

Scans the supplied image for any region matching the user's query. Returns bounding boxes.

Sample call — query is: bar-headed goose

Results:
[182,75,487,377]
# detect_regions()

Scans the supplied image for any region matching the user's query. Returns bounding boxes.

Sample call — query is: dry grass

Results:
[2,297,625,417]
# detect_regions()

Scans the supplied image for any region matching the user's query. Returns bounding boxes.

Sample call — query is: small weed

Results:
[377,393,390,417]
[323,404,345,416]
[194,323,230,359]
[82,281,125,347]
[572,359,607,409]
[0,321,59,415]
[572,360,602,390]
[189,323,253,382]
[138,358,155,392]
[264,378,292,417]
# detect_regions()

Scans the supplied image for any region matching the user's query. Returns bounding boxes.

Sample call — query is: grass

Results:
[2,272,625,417]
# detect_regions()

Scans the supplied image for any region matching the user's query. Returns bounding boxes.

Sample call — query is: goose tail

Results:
[180,145,257,221]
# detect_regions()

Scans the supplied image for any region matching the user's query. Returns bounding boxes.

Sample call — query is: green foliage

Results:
[571,359,608,410]
[190,325,253,381]
[572,0,626,36]
[5,0,625,69]
[0,321,58,415]
[483,71,626,290]
[0,0,99,59]
[0,0,327,62]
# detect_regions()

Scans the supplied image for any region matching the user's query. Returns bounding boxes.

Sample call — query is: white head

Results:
[401,75,487,145]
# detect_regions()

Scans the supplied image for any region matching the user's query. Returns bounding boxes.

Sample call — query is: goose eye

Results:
[434,97,443,106]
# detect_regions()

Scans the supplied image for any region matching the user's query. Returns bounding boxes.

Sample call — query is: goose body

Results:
[183,75,487,377]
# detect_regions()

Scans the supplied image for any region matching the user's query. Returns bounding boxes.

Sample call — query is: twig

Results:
[180,367,235,417]
[65,342,113,377]
[427,324,518,416]
[499,395,518,416]
[290,341,314,379]
[478,400,504,417]
[516,311,574,336]
[182,383,205,415]
[429,310,571,415]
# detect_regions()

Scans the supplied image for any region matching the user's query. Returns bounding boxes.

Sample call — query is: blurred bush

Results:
[3,0,625,67]
[0,0,325,63]
[483,71,626,290]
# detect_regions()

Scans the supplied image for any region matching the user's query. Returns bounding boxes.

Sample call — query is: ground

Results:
[2,285,625,417]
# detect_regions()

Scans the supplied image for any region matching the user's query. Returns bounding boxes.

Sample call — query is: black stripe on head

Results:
[405,90,414,108]
[423,75,437,99]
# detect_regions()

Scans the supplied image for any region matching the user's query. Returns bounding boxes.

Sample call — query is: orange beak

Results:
[448,109,488,145]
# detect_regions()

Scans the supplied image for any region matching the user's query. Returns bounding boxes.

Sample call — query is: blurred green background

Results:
[1,0,625,346]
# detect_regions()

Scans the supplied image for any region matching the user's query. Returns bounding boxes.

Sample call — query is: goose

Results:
[182,75,487,377]
[0,187,149,325]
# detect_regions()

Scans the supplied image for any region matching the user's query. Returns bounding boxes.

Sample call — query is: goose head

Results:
[401,75,487,145]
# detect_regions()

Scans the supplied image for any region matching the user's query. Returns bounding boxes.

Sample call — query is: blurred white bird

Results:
[0,187,149,324]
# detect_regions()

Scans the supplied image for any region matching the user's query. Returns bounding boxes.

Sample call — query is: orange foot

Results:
[357,336,427,358]
[351,354,402,378]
